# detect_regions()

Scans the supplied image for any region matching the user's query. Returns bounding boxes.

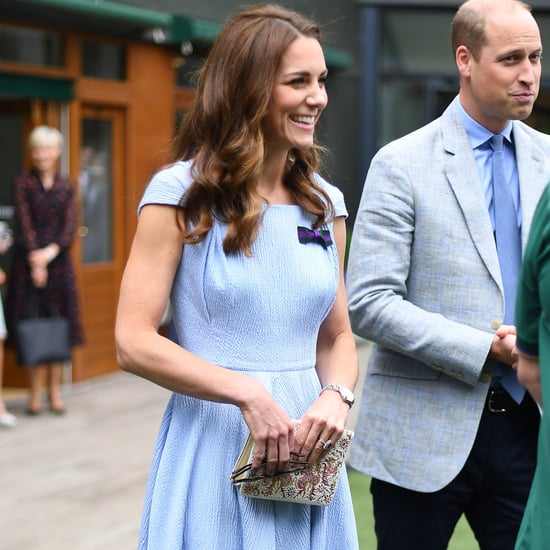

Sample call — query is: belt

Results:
[485,389,519,413]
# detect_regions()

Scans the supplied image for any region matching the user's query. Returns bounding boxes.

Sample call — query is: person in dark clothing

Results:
[7,125,83,415]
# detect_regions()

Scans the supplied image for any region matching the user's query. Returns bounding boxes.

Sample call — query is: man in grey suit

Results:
[347,0,550,548]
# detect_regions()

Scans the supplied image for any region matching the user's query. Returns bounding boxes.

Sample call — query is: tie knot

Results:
[490,134,504,153]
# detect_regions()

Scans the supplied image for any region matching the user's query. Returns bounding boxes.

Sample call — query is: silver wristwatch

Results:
[321,384,355,408]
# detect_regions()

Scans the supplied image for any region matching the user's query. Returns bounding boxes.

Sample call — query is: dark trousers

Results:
[370,394,540,550]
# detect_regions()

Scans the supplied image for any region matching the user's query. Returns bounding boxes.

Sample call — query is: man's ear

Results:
[455,45,472,77]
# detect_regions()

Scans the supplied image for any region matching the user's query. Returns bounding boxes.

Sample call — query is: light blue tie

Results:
[490,134,525,403]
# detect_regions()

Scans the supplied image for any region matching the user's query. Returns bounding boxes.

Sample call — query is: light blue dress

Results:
[138,160,359,550]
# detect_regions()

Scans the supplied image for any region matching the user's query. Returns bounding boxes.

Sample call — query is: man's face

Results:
[459,6,542,133]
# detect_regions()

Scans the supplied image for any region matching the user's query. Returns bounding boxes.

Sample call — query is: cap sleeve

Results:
[313,173,348,219]
[138,160,194,215]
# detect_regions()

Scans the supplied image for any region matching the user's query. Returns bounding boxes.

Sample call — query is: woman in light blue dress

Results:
[115,5,359,549]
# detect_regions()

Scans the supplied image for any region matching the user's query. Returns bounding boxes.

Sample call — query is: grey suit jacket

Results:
[347,98,550,492]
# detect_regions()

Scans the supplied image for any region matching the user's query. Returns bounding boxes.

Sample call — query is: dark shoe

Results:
[25,407,42,416]
[48,392,66,415]
[49,404,66,415]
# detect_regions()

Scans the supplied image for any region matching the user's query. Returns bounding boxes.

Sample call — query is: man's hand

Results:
[490,324,517,366]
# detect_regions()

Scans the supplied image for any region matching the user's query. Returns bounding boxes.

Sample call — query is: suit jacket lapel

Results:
[513,123,546,251]
[442,104,502,287]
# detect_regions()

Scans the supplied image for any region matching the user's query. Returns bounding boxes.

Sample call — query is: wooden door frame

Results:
[70,103,126,381]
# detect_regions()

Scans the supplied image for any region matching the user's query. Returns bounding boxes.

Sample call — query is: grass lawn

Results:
[348,468,478,549]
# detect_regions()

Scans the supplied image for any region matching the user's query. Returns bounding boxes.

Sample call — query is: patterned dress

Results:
[6,169,83,349]
[137,160,359,550]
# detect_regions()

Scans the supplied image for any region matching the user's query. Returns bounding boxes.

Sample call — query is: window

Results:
[80,118,113,263]
[82,40,126,80]
[0,24,64,67]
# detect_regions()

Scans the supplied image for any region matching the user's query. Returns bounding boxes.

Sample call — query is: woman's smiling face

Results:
[31,139,61,175]
[262,35,328,154]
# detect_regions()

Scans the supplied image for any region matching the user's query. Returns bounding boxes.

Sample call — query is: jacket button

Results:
[491,319,503,330]
[479,373,491,383]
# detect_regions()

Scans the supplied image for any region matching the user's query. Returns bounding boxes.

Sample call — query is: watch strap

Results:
[321,384,354,408]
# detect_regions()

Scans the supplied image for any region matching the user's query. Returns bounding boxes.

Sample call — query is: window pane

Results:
[382,11,455,77]
[82,41,126,80]
[0,24,64,67]
[0,112,23,270]
[174,53,206,88]
[80,119,113,263]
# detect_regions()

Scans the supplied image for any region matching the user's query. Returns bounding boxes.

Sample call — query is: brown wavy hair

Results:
[173,3,334,256]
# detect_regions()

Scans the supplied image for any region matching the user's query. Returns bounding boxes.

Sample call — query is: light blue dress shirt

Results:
[455,97,521,233]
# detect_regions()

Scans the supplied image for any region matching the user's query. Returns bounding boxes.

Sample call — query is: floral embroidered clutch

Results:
[230,427,354,506]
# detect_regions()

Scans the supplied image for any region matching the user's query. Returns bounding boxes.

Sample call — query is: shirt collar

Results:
[454,96,513,148]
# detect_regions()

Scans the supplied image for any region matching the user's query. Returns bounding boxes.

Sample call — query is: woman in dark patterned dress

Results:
[7,125,83,415]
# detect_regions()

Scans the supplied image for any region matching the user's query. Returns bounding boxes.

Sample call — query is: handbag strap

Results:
[23,285,61,319]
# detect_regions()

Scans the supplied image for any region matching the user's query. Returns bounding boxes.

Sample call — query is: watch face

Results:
[342,387,355,403]
[323,384,354,406]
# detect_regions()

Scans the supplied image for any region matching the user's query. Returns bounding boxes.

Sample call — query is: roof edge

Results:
[9,0,354,69]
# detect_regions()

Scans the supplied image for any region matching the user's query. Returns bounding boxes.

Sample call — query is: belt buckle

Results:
[487,389,507,413]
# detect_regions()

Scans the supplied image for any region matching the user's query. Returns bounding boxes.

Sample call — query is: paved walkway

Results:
[1,372,170,550]
[1,340,370,550]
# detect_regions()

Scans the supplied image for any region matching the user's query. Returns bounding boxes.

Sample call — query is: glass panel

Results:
[0,112,23,270]
[380,9,550,77]
[80,119,113,263]
[382,10,455,77]
[377,9,459,145]
[376,9,550,147]
[174,52,207,88]
[379,80,426,146]
[0,24,64,67]
[82,41,126,80]
[527,90,550,134]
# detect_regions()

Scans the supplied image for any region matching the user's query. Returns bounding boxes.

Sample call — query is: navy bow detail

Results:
[297,226,333,248]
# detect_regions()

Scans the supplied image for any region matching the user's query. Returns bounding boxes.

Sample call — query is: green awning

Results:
[0,73,73,100]
[16,0,173,28]
[323,46,354,70]
[12,0,353,69]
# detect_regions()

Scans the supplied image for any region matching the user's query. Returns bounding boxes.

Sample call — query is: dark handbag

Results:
[14,316,71,366]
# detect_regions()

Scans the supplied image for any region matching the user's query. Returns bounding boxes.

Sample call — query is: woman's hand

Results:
[31,265,48,288]
[28,244,58,270]
[239,381,296,476]
[293,390,350,466]
[28,244,60,287]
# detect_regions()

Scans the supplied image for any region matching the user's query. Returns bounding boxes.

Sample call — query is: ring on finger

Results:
[323,439,333,450]
[318,438,327,447]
